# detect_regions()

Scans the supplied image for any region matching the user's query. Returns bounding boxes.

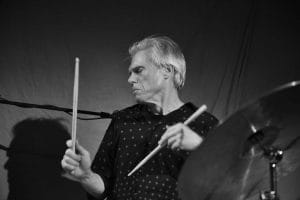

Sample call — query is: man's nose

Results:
[128,73,136,84]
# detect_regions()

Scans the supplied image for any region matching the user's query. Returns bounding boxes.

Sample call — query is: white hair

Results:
[129,36,186,89]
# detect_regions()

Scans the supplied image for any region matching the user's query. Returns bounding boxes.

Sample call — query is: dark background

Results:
[0,0,299,199]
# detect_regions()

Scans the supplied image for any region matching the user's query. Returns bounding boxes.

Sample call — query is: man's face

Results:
[128,49,165,103]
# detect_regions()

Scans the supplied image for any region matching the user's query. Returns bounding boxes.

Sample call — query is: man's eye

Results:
[134,67,143,73]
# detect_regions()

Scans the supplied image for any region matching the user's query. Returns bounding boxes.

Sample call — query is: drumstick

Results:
[128,104,207,176]
[71,57,80,152]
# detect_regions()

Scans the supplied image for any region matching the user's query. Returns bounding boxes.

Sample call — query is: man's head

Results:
[129,36,186,89]
[128,36,186,102]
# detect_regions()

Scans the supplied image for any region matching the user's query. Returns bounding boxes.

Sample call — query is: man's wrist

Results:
[79,169,106,196]
[80,169,94,183]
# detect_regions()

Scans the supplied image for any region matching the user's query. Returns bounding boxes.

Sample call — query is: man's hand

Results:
[61,140,92,181]
[158,123,203,151]
[61,140,106,196]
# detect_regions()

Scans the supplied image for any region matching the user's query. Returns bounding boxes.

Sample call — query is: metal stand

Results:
[0,98,112,119]
[259,147,283,200]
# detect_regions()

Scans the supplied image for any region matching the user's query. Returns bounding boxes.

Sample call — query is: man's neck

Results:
[144,89,184,115]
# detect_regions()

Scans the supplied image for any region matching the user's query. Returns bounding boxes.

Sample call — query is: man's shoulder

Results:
[112,104,141,118]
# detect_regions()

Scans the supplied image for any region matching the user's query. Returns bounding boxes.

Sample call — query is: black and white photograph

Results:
[0,1,299,200]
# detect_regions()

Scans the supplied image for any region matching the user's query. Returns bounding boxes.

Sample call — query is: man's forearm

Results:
[80,170,105,198]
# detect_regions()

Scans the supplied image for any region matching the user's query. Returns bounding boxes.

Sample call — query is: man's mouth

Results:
[132,88,141,95]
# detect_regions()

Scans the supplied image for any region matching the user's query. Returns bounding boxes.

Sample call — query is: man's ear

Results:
[161,65,173,79]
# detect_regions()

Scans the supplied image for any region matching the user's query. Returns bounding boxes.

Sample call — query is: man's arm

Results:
[61,140,105,198]
[159,123,203,150]
[80,170,105,198]
[159,112,219,151]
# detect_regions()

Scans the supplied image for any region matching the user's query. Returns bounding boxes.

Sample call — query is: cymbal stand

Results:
[259,146,283,200]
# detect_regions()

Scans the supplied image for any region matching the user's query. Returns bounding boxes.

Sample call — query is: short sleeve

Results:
[190,111,219,138]
[173,111,219,159]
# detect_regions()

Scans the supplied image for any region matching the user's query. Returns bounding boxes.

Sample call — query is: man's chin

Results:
[135,98,145,103]
[134,95,147,103]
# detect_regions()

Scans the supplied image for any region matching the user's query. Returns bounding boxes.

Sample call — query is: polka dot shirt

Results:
[88,102,218,200]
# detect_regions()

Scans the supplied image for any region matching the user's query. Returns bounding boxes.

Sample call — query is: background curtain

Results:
[0,0,299,199]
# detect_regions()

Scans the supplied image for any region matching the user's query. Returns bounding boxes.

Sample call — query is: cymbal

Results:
[178,81,300,200]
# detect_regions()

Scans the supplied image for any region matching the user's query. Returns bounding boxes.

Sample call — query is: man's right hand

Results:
[61,140,106,196]
[61,140,92,182]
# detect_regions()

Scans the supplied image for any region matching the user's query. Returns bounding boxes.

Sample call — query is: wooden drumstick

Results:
[71,57,80,152]
[128,104,207,176]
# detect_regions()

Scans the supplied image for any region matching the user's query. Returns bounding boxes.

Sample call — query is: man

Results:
[61,36,218,200]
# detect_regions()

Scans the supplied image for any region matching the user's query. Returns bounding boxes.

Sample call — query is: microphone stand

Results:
[0,98,112,119]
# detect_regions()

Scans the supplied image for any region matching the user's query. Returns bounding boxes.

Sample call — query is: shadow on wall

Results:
[4,118,87,200]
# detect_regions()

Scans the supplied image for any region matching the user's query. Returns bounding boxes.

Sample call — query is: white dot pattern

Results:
[89,103,218,200]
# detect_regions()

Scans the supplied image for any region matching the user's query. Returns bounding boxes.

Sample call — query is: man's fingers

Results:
[159,130,175,145]
[159,125,178,142]
[166,134,181,147]
[65,149,81,161]
[63,155,80,167]
[66,140,73,148]
[75,141,89,157]
[66,140,89,157]
[159,124,183,145]
[61,159,76,172]
[170,138,181,150]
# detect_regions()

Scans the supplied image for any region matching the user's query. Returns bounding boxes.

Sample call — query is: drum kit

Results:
[178,81,300,200]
